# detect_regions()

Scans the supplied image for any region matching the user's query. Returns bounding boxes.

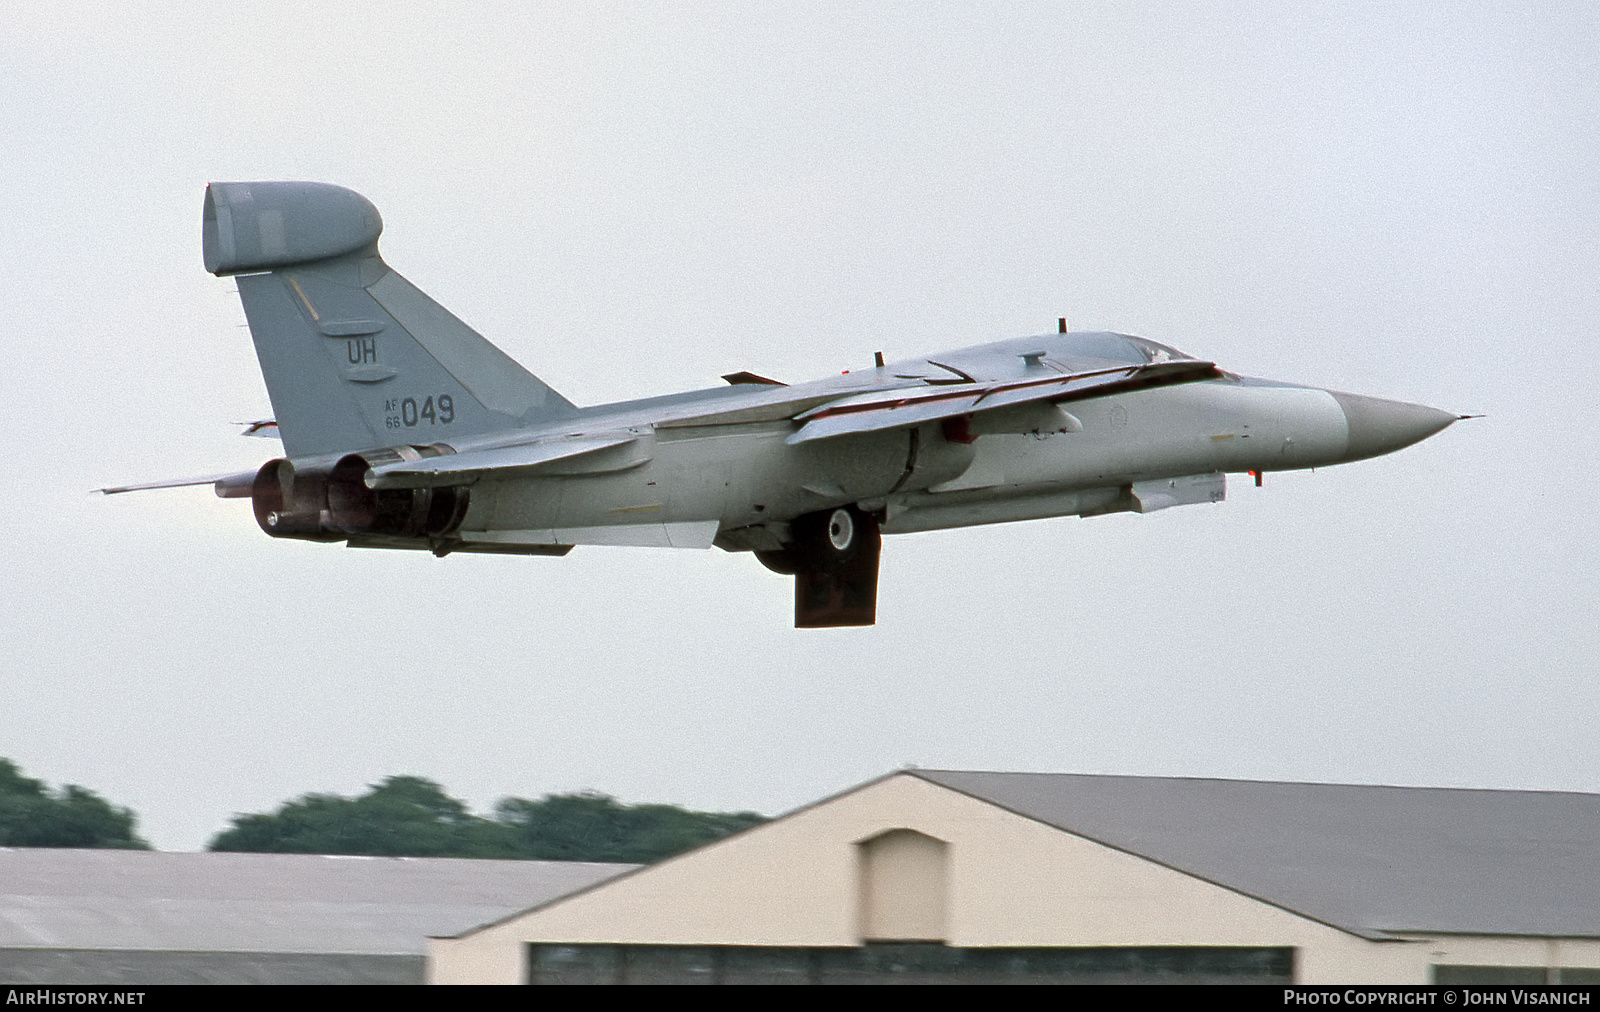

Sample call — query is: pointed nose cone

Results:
[1329,391,1459,463]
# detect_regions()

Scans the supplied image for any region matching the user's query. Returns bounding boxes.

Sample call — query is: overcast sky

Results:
[2,2,1596,850]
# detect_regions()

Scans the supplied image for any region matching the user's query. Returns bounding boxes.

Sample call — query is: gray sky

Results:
[2,2,1596,850]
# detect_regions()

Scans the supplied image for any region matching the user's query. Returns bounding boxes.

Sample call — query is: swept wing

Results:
[787,359,1221,445]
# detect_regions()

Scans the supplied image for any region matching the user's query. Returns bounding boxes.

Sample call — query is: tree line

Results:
[0,759,766,863]
[0,759,148,849]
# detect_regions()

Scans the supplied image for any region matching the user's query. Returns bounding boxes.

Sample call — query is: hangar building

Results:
[0,849,633,984]
[429,770,1600,985]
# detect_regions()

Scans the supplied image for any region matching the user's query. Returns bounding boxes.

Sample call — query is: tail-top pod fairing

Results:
[111,181,1463,627]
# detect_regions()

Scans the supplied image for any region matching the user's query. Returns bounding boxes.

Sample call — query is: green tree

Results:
[0,759,149,849]
[492,791,768,864]
[208,777,768,863]
[209,776,503,857]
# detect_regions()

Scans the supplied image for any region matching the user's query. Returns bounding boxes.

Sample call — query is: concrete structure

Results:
[429,771,1600,985]
[0,849,633,984]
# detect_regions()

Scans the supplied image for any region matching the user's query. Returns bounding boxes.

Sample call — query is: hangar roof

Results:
[912,771,1600,940]
[0,849,634,954]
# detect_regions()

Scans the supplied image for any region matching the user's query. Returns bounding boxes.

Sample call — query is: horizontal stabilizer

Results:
[365,435,638,489]
[238,420,280,439]
[787,360,1219,444]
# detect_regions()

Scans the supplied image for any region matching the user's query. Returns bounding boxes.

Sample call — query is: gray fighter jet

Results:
[106,182,1465,627]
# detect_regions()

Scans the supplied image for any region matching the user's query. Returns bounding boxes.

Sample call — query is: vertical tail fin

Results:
[205,181,575,460]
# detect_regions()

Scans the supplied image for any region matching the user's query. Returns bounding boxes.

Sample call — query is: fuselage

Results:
[442,331,1456,552]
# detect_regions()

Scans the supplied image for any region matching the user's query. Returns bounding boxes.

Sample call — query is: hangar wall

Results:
[430,774,1439,984]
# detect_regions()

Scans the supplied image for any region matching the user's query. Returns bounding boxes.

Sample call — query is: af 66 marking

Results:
[385,395,455,429]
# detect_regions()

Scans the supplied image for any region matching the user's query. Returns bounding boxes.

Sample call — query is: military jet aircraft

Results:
[104,181,1464,627]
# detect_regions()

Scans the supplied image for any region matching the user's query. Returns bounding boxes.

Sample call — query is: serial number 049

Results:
[386,395,455,429]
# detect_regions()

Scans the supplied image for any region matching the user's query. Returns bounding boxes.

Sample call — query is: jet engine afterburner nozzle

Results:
[251,448,470,542]
[326,447,470,539]
[251,459,341,543]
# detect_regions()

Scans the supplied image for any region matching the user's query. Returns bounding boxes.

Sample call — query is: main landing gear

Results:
[756,505,881,628]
